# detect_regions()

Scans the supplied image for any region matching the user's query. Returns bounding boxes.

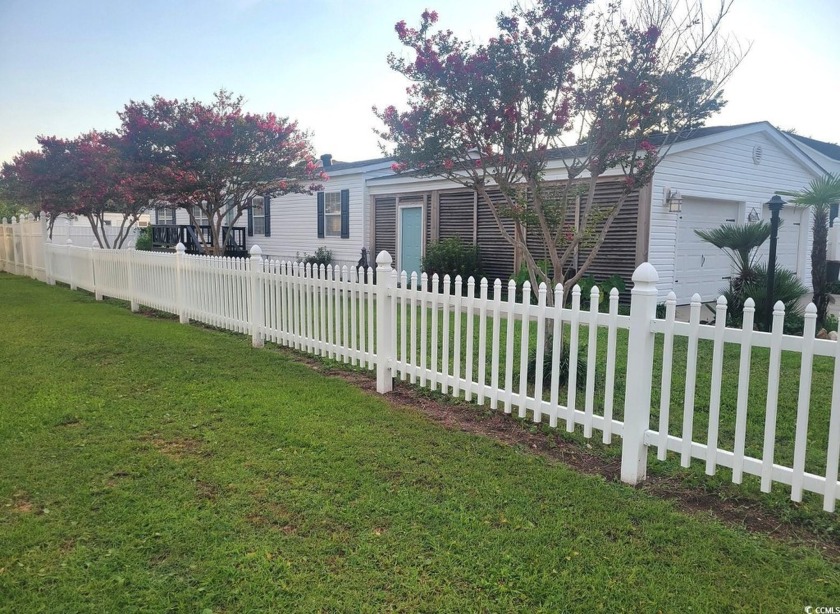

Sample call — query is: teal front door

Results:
[399,206,423,277]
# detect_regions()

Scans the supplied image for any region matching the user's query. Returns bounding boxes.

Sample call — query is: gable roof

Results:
[360,121,830,183]
[323,156,395,172]
[786,133,840,161]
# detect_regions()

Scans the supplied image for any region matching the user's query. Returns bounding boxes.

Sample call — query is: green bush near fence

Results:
[422,237,482,286]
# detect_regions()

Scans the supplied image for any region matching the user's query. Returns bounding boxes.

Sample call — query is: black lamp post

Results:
[765,195,785,329]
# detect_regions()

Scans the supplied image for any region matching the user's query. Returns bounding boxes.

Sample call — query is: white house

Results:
[363,122,832,303]
[148,122,838,304]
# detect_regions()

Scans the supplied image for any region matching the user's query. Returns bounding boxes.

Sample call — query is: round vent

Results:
[752,144,763,165]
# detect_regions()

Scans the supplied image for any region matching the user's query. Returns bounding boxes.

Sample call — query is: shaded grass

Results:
[1,273,839,611]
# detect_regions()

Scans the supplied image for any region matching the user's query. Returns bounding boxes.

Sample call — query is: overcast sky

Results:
[1,0,838,165]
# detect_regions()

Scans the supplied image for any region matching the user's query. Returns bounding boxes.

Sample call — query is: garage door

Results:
[674,198,740,303]
[755,204,804,279]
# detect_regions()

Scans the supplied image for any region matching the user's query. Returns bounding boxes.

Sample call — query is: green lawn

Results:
[1,273,838,612]
[394,299,839,516]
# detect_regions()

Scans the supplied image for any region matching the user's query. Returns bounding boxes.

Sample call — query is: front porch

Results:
[151,224,247,258]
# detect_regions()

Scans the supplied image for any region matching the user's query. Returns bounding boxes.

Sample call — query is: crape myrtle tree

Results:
[375,0,743,298]
[118,90,326,256]
[0,132,150,248]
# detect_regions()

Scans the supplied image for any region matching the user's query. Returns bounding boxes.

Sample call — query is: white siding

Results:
[259,173,370,268]
[650,131,820,301]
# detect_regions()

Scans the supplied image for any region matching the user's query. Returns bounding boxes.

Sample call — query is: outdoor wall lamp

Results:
[748,207,760,223]
[664,187,683,213]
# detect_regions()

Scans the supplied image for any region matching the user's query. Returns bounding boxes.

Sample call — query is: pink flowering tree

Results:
[376,0,742,295]
[0,132,150,248]
[119,90,325,256]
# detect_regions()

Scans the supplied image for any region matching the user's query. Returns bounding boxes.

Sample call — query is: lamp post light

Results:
[765,195,785,329]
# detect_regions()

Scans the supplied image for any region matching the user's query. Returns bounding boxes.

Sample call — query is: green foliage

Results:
[298,246,333,267]
[576,274,627,307]
[723,264,808,332]
[527,343,587,391]
[134,227,152,251]
[422,237,482,283]
[778,173,840,326]
[826,280,840,295]
[694,222,772,282]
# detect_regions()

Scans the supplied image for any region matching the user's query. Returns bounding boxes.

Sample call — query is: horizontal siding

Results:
[578,181,640,290]
[650,131,819,300]
[477,189,516,283]
[438,190,475,243]
[374,197,396,261]
[258,174,369,268]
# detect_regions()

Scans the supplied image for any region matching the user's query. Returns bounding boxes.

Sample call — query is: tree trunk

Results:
[812,205,829,325]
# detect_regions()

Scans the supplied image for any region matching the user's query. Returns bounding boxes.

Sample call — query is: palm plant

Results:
[777,174,840,326]
[695,221,772,294]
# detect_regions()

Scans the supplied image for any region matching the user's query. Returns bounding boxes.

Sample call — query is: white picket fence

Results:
[2,219,839,513]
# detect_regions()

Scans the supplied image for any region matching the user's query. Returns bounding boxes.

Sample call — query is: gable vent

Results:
[752,144,763,165]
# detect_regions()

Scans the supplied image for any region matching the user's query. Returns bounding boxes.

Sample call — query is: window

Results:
[251,196,265,235]
[156,207,175,225]
[324,192,341,237]
[246,195,270,237]
[192,205,209,226]
[317,189,349,239]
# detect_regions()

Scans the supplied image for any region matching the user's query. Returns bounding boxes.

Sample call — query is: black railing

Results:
[151,225,247,258]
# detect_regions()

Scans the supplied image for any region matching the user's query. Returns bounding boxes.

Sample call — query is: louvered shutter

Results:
[263,196,271,237]
[317,192,325,238]
[247,198,254,237]
[340,189,350,239]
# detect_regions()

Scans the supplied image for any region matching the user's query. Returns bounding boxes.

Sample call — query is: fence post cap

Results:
[249,244,263,257]
[91,241,99,248]
[175,242,186,254]
[375,250,392,268]
[631,262,658,284]
[66,239,73,245]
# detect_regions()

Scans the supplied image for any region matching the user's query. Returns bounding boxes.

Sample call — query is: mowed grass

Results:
[395,298,840,524]
[1,274,838,612]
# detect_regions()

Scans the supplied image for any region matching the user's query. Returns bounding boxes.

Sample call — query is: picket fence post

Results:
[42,214,54,285]
[128,247,139,312]
[66,239,76,291]
[375,250,397,393]
[91,242,103,300]
[620,262,659,484]
[250,245,264,348]
[175,242,188,324]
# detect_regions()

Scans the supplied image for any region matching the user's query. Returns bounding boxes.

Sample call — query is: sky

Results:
[1,0,839,166]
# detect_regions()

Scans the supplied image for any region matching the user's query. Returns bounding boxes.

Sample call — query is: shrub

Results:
[298,247,333,267]
[422,237,481,292]
[527,343,587,390]
[135,227,152,251]
[723,263,807,332]
[512,261,551,303]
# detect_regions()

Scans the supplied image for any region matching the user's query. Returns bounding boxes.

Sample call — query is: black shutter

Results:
[247,197,254,236]
[317,192,325,238]
[831,203,839,227]
[263,196,271,237]
[340,189,350,239]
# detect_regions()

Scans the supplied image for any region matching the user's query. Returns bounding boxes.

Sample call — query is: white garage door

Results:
[674,199,740,303]
[755,204,805,279]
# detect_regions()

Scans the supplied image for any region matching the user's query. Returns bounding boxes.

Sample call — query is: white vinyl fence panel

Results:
[2,215,839,514]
